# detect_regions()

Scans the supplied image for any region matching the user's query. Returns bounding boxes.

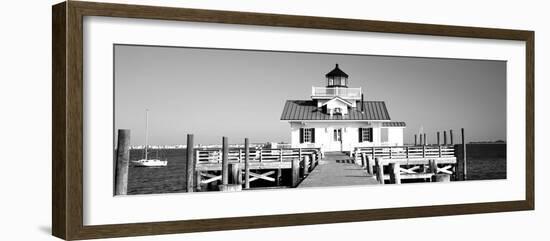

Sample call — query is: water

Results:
[463,143,506,180]
[125,143,506,195]
[127,149,188,195]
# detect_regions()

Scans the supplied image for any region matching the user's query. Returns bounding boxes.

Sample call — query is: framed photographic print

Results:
[52,1,534,240]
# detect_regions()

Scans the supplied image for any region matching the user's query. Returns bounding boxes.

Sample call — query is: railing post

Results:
[422,145,426,158]
[361,153,367,169]
[438,145,442,157]
[244,138,250,189]
[239,149,242,163]
[389,162,401,184]
[389,146,392,159]
[195,149,200,164]
[186,134,195,192]
[276,148,283,185]
[406,146,409,159]
[115,129,130,195]
[222,136,229,185]
[259,148,263,162]
[375,158,384,184]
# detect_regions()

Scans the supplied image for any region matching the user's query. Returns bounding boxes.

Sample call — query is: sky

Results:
[114,44,506,146]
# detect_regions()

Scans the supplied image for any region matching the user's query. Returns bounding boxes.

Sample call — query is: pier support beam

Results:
[291,159,300,187]
[389,162,401,184]
[222,136,229,185]
[361,153,367,169]
[186,134,194,192]
[303,155,310,176]
[375,158,384,184]
[462,128,467,180]
[115,129,130,195]
[229,163,241,185]
[244,138,250,189]
[367,156,374,175]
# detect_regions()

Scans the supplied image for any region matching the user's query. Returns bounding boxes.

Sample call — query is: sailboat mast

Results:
[145,109,149,160]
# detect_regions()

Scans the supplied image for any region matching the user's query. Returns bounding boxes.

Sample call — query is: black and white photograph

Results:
[113,45,506,195]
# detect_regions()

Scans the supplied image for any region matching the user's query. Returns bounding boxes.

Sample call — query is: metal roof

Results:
[325,64,349,78]
[280,100,391,121]
[382,121,406,127]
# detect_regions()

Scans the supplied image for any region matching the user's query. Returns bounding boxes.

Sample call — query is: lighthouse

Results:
[280,64,406,152]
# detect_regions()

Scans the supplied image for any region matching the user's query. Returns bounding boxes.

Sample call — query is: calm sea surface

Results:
[125,143,506,195]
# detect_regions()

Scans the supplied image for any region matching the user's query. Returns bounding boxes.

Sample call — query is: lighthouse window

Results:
[328,78,333,86]
[334,77,341,86]
[358,128,373,142]
[300,128,315,143]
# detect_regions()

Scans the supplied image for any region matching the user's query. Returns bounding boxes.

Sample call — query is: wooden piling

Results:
[437,132,440,145]
[424,133,427,145]
[414,134,417,146]
[186,134,194,193]
[222,136,229,185]
[303,155,310,176]
[195,170,202,191]
[419,134,423,146]
[229,163,240,185]
[450,129,454,145]
[244,138,250,189]
[443,131,448,145]
[115,129,130,195]
[310,153,317,169]
[291,159,300,187]
[429,159,438,175]
[389,162,401,184]
[461,128,467,180]
[276,148,283,185]
[366,155,374,175]
[375,158,384,184]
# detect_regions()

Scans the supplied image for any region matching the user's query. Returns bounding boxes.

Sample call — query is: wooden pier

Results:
[352,145,461,184]
[113,128,467,193]
[192,137,323,191]
[298,152,378,188]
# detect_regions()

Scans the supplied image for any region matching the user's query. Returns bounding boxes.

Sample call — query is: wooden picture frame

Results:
[52,1,534,240]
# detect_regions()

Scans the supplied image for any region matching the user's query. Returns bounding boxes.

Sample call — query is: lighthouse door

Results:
[333,128,343,152]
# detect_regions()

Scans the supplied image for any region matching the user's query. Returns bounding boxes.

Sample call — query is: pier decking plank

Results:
[298,152,379,188]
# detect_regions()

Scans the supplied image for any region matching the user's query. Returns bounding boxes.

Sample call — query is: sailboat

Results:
[132,109,168,167]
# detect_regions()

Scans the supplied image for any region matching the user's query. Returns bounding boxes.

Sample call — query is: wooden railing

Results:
[353,145,455,161]
[311,86,362,99]
[196,148,322,164]
[194,147,322,189]
[353,145,462,184]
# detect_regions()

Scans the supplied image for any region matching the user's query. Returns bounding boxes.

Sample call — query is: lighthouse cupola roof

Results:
[325,64,349,88]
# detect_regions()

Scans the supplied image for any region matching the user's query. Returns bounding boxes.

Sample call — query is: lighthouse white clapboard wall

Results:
[280,64,405,152]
